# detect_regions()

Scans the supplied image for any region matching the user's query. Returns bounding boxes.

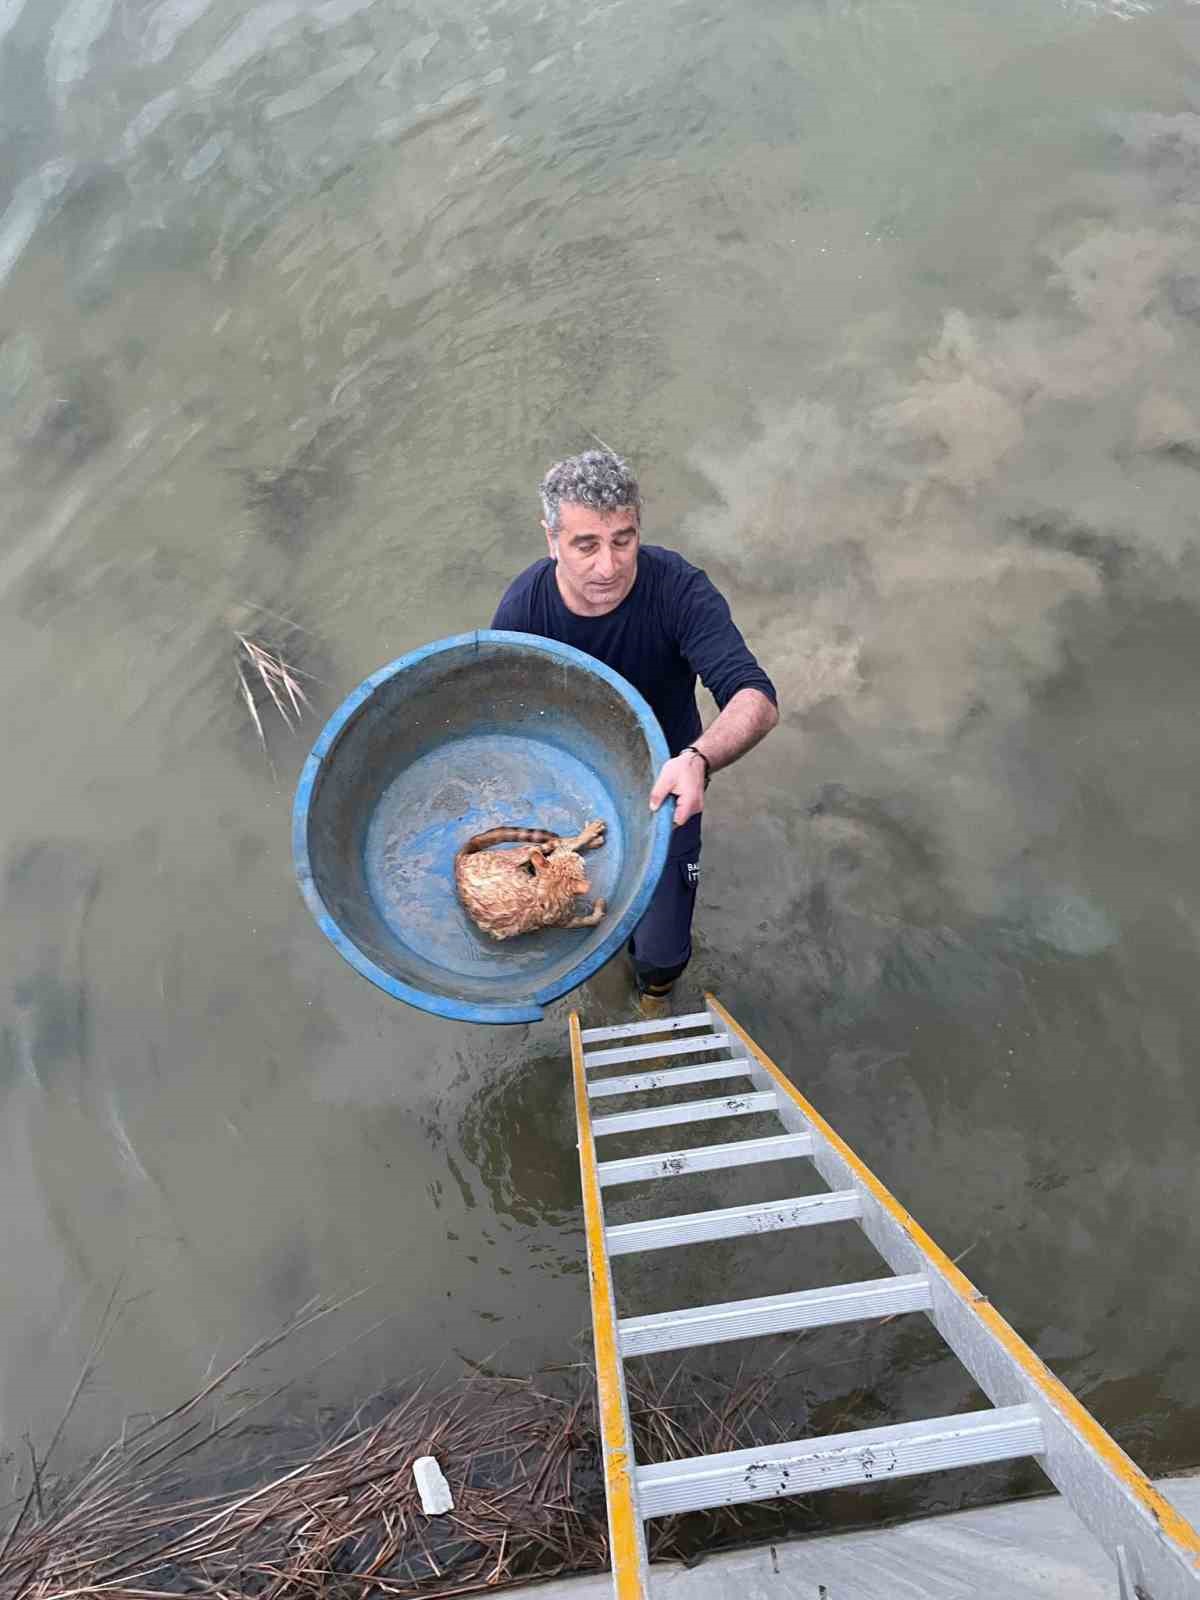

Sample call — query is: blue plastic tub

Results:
[292,630,673,1024]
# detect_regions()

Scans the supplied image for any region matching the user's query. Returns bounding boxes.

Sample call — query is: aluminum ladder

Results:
[569,992,1200,1600]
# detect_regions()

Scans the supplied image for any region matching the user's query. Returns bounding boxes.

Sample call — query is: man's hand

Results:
[648,690,779,828]
[649,751,707,828]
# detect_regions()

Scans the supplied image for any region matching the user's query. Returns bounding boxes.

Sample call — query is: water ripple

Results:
[264,45,377,122]
[0,160,75,292]
[311,0,381,31]
[0,0,32,52]
[141,0,218,67]
[190,0,301,92]
[47,0,117,102]
[119,88,180,155]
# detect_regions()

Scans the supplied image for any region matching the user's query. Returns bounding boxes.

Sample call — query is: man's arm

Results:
[649,563,779,826]
[650,688,779,826]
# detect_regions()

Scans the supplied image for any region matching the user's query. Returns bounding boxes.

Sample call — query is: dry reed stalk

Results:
[234,633,313,752]
[1,1344,809,1600]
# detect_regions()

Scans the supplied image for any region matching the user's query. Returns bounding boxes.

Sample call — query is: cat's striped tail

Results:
[455,826,561,859]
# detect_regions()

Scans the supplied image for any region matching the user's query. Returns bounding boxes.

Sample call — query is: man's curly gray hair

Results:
[540,449,641,533]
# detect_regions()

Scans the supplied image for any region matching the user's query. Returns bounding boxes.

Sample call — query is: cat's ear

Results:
[528,850,547,875]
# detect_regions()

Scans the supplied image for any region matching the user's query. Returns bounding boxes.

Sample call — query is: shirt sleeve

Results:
[672,566,778,711]
[491,577,530,631]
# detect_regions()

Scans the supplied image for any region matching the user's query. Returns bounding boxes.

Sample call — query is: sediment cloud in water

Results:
[687,121,1200,934]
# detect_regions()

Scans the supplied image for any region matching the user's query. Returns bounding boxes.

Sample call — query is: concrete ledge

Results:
[509,1476,1200,1599]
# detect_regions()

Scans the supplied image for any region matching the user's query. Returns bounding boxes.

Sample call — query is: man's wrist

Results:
[682,745,711,789]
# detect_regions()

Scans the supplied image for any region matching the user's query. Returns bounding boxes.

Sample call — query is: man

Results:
[492,449,778,1014]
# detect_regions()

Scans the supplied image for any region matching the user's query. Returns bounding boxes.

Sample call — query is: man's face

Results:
[545,501,639,616]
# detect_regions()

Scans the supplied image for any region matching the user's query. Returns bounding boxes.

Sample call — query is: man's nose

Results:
[595,547,615,576]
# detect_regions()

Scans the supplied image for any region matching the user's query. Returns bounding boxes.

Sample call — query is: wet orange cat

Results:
[454,821,607,940]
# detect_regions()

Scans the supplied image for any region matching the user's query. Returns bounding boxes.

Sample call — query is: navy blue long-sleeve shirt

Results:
[492,545,776,847]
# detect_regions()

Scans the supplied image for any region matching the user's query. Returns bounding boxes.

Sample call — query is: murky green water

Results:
[4,0,1200,1517]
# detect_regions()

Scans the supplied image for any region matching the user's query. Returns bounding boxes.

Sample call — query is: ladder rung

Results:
[591,1090,776,1138]
[598,1132,814,1186]
[584,1033,731,1068]
[588,1059,750,1099]
[636,1404,1044,1519]
[619,1273,933,1356]
[580,1011,712,1043]
[606,1189,861,1255]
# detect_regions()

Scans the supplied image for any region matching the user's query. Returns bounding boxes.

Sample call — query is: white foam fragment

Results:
[413,1455,453,1515]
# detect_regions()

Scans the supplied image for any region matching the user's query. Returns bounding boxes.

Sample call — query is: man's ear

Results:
[542,520,558,560]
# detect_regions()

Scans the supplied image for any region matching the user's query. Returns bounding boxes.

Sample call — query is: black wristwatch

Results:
[682,745,711,789]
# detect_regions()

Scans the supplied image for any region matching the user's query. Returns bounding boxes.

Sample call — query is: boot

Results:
[637,980,674,1022]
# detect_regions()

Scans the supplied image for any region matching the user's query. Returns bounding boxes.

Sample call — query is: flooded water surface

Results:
[4,0,1200,1518]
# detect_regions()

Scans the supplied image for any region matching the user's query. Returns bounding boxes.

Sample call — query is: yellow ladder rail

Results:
[569,1013,649,1594]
